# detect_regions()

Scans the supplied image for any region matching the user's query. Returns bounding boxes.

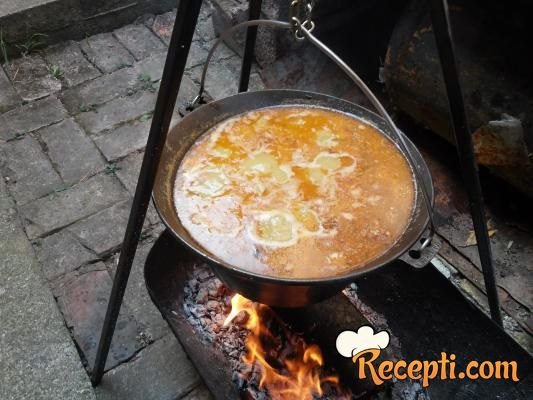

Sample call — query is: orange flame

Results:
[224,294,346,399]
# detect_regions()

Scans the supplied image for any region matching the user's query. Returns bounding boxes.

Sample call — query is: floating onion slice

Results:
[312,152,357,176]
[241,153,292,184]
[315,153,342,170]
[188,169,228,196]
[210,146,232,158]
[292,205,321,233]
[242,153,278,175]
[247,210,298,247]
[307,167,328,185]
[316,127,338,147]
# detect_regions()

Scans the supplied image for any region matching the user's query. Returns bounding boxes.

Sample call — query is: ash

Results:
[182,264,353,399]
[182,264,247,369]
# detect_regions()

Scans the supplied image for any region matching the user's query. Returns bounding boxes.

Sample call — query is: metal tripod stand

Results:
[91,0,502,386]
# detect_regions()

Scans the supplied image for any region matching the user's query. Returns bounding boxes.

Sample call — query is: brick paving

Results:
[0,5,235,399]
[2,3,531,399]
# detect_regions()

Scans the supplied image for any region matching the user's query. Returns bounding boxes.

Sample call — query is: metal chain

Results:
[289,0,315,40]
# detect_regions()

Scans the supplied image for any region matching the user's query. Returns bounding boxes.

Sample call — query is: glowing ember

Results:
[224,294,348,399]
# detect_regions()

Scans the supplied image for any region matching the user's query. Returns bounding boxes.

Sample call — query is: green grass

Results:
[0,29,9,65]
[16,33,48,56]
[12,132,25,140]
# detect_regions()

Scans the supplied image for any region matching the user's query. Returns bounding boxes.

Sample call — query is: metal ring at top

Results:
[290,0,315,40]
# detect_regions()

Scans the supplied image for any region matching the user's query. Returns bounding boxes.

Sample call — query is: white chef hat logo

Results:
[336,326,390,358]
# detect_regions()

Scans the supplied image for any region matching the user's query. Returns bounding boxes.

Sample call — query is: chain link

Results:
[289,0,315,41]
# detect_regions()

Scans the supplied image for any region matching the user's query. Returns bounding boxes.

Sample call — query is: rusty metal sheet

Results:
[384,0,533,197]
[404,123,533,346]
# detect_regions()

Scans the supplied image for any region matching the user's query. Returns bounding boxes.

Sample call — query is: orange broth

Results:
[174,106,415,279]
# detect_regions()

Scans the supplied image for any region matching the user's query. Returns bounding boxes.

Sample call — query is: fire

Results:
[224,294,346,399]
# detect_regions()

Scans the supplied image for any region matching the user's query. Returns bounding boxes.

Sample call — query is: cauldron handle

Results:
[190,19,436,261]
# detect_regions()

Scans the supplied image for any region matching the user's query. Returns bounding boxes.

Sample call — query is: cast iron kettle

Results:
[153,15,436,307]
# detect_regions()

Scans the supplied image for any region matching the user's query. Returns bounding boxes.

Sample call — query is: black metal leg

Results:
[91,0,204,386]
[238,0,263,92]
[429,0,503,326]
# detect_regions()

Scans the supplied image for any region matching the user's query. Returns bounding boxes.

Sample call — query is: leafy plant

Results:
[138,112,152,122]
[104,163,120,175]
[79,103,97,113]
[16,33,48,56]
[138,73,159,92]
[49,64,63,79]
[140,231,150,241]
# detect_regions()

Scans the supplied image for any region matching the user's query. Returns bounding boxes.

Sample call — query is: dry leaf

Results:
[464,228,497,247]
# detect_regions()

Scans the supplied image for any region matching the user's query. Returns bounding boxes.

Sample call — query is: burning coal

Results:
[224,294,350,400]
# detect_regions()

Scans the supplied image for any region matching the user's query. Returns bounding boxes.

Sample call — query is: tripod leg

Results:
[429,0,502,326]
[238,0,263,92]
[91,0,204,385]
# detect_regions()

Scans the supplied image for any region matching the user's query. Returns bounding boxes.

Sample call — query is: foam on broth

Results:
[174,106,415,279]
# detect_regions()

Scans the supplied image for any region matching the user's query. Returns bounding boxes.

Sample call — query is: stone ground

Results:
[1,3,531,400]
[0,4,253,399]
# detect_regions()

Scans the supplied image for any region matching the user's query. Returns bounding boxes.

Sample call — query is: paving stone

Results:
[39,118,106,184]
[0,96,67,141]
[80,33,135,74]
[114,24,166,61]
[151,10,177,45]
[137,13,156,27]
[0,185,95,400]
[61,53,167,115]
[20,173,128,239]
[109,238,170,342]
[182,385,213,400]
[194,5,218,44]
[54,266,142,371]
[44,41,101,87]
[1,135,62,205]
[94,119,151,162]
[61,68,138,114]
[209,0,288,67]
[4,55,62,102]
[94,335,200,400]
[33,230,96,280]
[134,51,167,82]
[201,40,237,63]
[188,56,264,100]
[76,90,157,135]
[152,5,216,59]
[0,67,21,113]
[115,152,144,194]
[260,44,364,102]
[68,200,131,256]
[113,152,161,225]
[187,41,209,69]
